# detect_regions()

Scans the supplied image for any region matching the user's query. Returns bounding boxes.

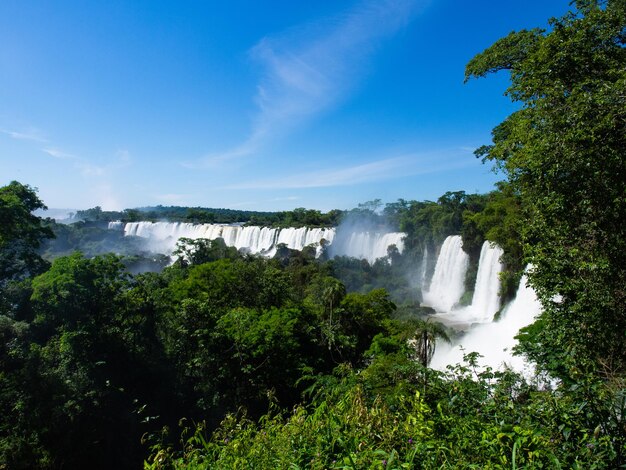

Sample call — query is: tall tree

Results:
[466,1,626,377]
[0,181,54,285]
[408,319,450,368]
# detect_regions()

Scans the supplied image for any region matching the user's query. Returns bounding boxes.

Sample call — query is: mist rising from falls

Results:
[109,221,404,263]
[418,245,429,288]
[422,235,469,312]
[430,273,542,374]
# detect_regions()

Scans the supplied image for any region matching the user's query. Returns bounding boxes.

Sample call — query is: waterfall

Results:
[275,227,336,251]
[467,241,504,321]
[422,235,469,312]
[110,221,399,262]
[117,221,303,256]
[430,272,542,374]
[427,241,504,325]
[329,231,405,264]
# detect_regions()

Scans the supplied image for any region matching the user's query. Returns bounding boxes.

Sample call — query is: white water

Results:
[108,221,124,230]
[422,235,469,312]
[470,242,504,321]
[109,221,404,262]
[436,241,504,324]
[330,231,405,263]
[430,273,542,374]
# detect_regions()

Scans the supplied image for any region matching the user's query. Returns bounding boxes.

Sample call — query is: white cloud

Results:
[225,157,408,189]
[42,148,75,159]
[181,143,255,168]
[190,0,423,168]
[3,122,134,209]
[224,149,474,190]
[1,128,48,143]
[40,146,132,177]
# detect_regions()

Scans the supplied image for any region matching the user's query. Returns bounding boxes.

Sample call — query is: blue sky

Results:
[1,0,571,212]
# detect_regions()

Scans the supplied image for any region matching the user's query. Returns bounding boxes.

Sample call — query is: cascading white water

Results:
[468,241,504,321]
[434,241,502,321]
[430,272,542,374]
[427,240,504,325]
[422,235,469,312]
[331,231,405,264]
[110,221,400,262]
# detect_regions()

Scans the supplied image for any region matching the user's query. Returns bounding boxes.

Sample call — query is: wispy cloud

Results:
[3,121,133,209]
[225,157,408,189]
[224,149,474,190]
[2,122,133,178]
[40,146,131,177]
[1,128,48,143]
[188,0,423,168]
[42,147,76,159]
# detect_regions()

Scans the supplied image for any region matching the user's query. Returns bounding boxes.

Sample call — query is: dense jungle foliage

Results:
[1,0,625,468]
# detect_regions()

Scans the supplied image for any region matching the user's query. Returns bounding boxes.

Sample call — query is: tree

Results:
[185,208,216,224]
[74,205,103,221]
[0,181,54,286]
[323,278,346,331]
[173,237,239,266]
[462,182,524,301]
[466,1,626,376]
[308,276,346,353]
[0,253,167,468]
[407,319,450,368]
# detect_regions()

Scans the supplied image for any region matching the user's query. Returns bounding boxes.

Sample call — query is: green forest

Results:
[71,203,343,228]
[1,1,625,468]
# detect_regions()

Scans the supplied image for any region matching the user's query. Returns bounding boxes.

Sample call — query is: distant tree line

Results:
[73,205,344,228]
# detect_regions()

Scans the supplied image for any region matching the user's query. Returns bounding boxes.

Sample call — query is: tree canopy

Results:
[466,0,626,376]
[0,181,54,285]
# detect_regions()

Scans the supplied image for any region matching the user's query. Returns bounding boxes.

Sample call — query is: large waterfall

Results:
[422,235,469,312]
[328,231,405,263]
[438,241,505,324]
[469,242,504,321]
[109,221,404,263]
[422,238,503,323]
[430,273,542,373]
[111,221,334,257]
